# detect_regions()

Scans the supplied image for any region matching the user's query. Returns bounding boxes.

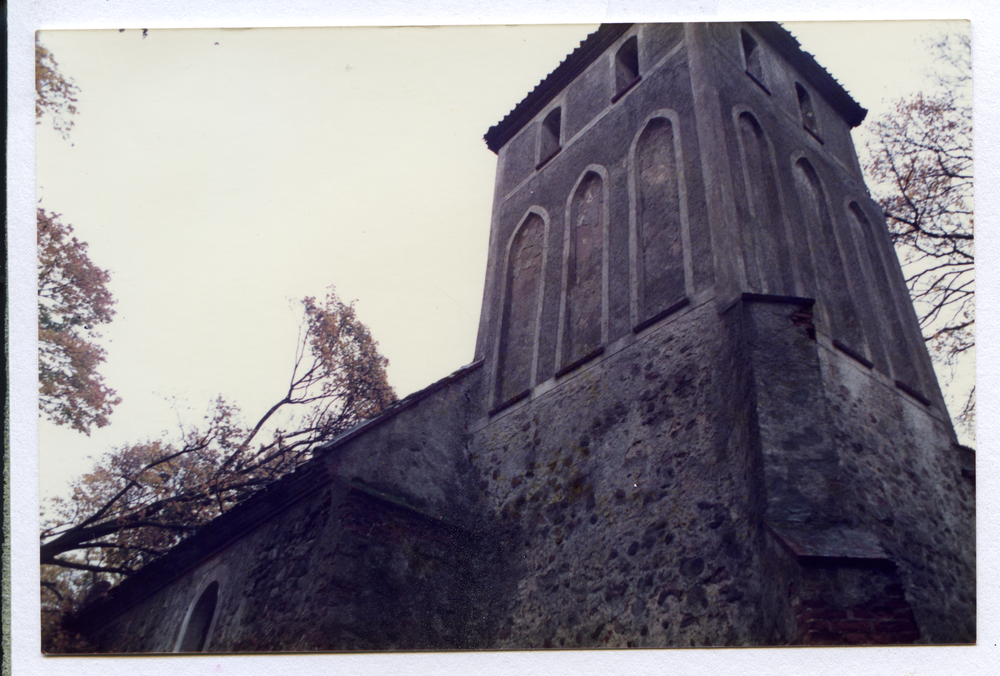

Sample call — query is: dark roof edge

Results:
[316,358,484,456]
[69,457,336,632]
[484,22,867,155]
[68,360,485,633]
[753,22,867,128]
[484,23,631,153]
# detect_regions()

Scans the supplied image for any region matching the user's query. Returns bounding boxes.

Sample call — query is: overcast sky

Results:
[9,2,997,675]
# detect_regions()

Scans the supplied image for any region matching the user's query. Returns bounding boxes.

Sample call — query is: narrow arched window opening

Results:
[741,30,767,91]
[796,82,820,139]
[537,108,562,169]
[179,582,219,652]
[613,36,641,101]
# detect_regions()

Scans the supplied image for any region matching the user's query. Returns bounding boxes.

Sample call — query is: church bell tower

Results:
[469,23,974,645]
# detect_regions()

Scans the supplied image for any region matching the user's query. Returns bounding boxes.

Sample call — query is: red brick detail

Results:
[831,619,872,632]
[798,608,848,622]
[860,598,909,610]
[802,631,843,645]
[842,632,876,644]
[794,596,920,645]
[888,631,920,644]
[851,608,896,620]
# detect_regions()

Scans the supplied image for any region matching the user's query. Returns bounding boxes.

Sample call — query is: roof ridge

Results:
[483,22,867,154]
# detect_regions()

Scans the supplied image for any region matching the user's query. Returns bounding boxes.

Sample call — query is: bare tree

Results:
[864,31,974,428]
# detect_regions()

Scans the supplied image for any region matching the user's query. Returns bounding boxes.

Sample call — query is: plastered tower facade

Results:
[75,23,974,650]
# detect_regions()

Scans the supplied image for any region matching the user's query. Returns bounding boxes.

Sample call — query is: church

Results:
[72,22,975,650]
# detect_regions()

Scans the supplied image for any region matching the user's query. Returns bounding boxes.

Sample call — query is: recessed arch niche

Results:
[176,581,219,653]
[735,110,793,294]
[559,168,608,369]
[495,210,547,406]
[630,113,688,329]
[792,158,864,352]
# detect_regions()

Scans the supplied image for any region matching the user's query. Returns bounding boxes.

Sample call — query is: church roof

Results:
[483,22,867,154]
[70,360,484,631]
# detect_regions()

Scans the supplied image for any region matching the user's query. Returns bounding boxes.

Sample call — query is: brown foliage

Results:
[863,32,974,426]
[41,287,395,588]
[36,34,80,138]
[41,566,96,653]
[38,208,121,434]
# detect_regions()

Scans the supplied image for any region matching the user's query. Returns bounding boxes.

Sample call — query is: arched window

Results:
[848,201,920,384]
[736,111,791,293]
[561,170,606,369]
[613,36,640,100]
[741,30,767,90]
[632,115,687,329]
[793,159,862,351]
[796,82,820,138]
[178,582,219,652]
[496,213,546,406]
[537,108,562,168]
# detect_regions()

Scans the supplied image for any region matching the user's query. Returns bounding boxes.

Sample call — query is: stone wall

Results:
[76,363,506,652]
[85,477,506,652]
[818,341,976,642]
[467,300,777,647]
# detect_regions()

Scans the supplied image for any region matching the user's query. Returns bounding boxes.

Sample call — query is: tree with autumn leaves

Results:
[40,291,395,576]
[36,33,80,138]
[37,35,118,435]
[37,209,121,434]
[863,30,974,430]
[36,37,396,650]
[40,289,396,651]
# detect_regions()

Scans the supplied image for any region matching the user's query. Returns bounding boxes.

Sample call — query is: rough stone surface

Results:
[86,478,507,652]
[468,302,772,647]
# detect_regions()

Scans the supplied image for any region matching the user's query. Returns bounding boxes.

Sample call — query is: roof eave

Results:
[484,21,868,155]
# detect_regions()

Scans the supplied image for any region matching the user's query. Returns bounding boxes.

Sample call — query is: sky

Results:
[8,2,998,675]
[33,20,972,503]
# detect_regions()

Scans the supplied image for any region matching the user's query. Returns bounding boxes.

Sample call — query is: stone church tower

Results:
[74,23,974,650]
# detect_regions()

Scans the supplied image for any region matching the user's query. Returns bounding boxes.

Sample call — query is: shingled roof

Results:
[752,22,867,127]
[483,22,867,154]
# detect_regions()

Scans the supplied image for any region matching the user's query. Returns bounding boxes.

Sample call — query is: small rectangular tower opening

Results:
[537,107,562,169]
[741,29,768,91]
[796,82,821,140]
[613,36,641,100]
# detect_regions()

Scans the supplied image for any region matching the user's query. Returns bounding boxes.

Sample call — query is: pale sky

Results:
[9,2,998,675]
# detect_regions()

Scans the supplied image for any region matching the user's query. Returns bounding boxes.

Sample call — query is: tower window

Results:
[537,107,562,169]
[796,82,821,140]
[612,36,641,101]
[741,30,768,92]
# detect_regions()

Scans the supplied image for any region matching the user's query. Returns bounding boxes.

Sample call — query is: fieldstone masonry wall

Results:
[84,476,505,651]
[73,22,975,651]
[469,301,773,647]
